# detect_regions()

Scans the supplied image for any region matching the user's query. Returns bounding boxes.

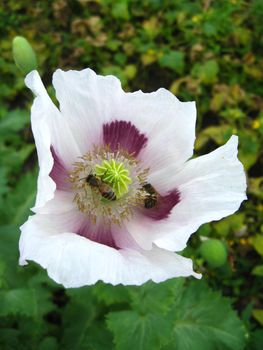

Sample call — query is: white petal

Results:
[25,71,81,209]
[52,68,124,153]
[25,71,54,209]
[19,180,200,286]
[19,213,200,287]
[19,192,81,266]
[52,69,196,190]
[34,190,76,215]
[118,89,196,192]
[123,212,155,250]
[153,136,247,251]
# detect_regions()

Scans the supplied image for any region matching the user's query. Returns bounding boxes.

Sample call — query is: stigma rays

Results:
[85,171,159,208]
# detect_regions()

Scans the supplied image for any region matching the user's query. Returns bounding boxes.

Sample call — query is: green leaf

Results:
[252,265,263,276]
[197,223,212,237]
[61,297,97,350]
[214,220,230,237]
[0,170,37,225]
[107,310,172,350]
[191,60,219,84]
[106,280,185,350]
[0,257,6,288]
[213,213,246,241]
[248,177,263,199]
[38,337,59,350]
[247,330,263,350]
[102,65,127,86]
[0,225,20,286]
[195,125,232,150]
[63,287,113,349]
[220,108,245,121]
[77,323,114,350]
[0,109,29,137]
[0,328,20,349]
[159,51,185,73]
[250,234,263,256]
[92,282,130,306]
[128,278,185,315]
[238,130,260,170]
[27,270,56,317]
[0,225,53,322]
[252,309,263,326]
[112,1,130,20]
[0,288,37,317]
[0,144,35,173]
[165,281,246,350]
[0,167,9,197]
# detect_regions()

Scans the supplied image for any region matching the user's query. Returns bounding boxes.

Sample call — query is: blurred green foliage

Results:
[0,0,263,349]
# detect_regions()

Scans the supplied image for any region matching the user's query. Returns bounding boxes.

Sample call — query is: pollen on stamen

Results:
[69,145,149,226]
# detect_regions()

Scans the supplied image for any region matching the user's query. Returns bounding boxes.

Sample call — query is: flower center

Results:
[69,145,149,226]
[95,159,132,199]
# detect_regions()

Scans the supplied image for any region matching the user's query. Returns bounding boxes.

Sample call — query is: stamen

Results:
[69,145,149,226]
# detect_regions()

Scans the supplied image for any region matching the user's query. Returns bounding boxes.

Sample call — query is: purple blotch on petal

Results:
[50,147,71,191]
[103,120,147,156]
[141,189,180,221]
[77,221,119,249]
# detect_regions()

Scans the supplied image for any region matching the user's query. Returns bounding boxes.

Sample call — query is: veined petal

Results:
[153,136,247,251]
[34,190,76,215]
[20,189,200,285]
[103,120,147,156]
[52,69,196,184]
[25,71,54,209]
[52,68,124,154]
[25,71,81,209]
[118,89,196,192]
[19,198,81,266]
[19,214,200,287]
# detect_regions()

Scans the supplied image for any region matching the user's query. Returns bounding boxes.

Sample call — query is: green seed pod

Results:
[12,36,37,74]
[200,239,228,268]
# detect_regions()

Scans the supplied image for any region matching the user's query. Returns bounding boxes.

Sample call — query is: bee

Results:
[86,173,116,201]
[142,183,158,209]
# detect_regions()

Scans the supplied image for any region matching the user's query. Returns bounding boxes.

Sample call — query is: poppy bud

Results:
[200,239,228,268]
[12,36,37,74]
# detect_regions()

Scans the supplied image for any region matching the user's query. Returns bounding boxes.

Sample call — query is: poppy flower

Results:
[19,69,246,287]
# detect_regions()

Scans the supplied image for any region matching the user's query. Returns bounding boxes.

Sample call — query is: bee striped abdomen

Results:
[102,190,116,201]
[86,173,117,201]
